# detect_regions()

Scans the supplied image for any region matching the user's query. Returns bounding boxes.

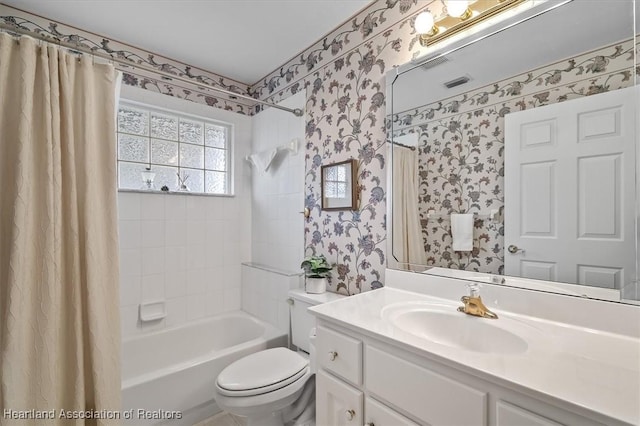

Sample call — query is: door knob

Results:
[507,245,524,254]
[328,351,338,361]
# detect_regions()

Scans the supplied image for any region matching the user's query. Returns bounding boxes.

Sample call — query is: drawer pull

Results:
[365,423,375,426]
[345,409,356,421]
[328,351,338,361]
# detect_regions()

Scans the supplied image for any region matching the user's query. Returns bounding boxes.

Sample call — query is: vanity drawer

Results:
[365,397,419,426]
[366,346,487,426]
[317,326,362,386]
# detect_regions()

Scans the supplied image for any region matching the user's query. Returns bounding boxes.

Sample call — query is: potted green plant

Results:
[300,255,332,294]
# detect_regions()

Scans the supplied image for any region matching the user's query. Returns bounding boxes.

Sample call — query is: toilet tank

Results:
[289,289,345,353]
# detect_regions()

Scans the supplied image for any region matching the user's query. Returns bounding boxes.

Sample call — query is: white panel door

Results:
[505,87,636,289]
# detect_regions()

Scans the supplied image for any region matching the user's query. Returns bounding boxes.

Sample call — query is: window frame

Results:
[116,99,235,197]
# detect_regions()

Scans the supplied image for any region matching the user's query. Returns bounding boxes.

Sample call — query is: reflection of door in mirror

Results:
[505,87,636,296]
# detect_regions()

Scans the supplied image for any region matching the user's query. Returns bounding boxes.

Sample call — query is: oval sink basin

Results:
[384,305,529,354]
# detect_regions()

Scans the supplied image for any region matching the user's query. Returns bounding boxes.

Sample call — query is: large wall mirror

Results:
[388,0,639,303]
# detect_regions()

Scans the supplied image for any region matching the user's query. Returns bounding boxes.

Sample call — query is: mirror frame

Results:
[321,159,358,211]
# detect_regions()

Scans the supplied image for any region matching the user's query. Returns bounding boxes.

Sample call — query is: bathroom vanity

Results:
[309,272,640,426]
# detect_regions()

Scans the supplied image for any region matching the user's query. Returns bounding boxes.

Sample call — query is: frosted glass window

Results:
[180,120,204,145]
[151,139,179,165]
[206,171,227,194]
[181,168,204,193]
[205,124,226,148]
[117,101,232,195]
[180,143,204,169]
[118,134,149,163]
[119,161,148,190]
[205,147,226,171]
[118,106,149,136]
[153,165,179,190]
[150,113,179,141]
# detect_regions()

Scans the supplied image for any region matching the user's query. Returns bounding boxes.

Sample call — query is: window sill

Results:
[118,189,235,198]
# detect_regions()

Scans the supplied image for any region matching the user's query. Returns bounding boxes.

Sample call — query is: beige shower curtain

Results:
[0,33,120,425]
[392,146,427,269]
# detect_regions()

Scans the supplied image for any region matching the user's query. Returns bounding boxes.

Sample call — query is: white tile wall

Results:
[118,86,252,338]
[251,92,306,273]
[241,263,303,334]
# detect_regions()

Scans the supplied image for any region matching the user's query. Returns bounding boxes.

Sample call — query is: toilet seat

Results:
[216,348,309,397]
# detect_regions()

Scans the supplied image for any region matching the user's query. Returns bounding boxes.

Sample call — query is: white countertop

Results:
[309,287,640,425]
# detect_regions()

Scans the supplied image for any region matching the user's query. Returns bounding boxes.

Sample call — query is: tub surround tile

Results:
[186,196,207,222]
[205,290,225,316]
[120,275,141,307]
[140,194,165,221]
[164,195,186,221]
[118,192,141,220]
[223,287,241,312]
[165,297,187,327]
[187,295,206,320]
[187,220,207,246]
[187,268,207,295]
[165,220,187,246]
[165,246,187,272]
[118,220,141,249]
[165,270,188,299]
[142,273,165,301]
[141,247,165,275]
[119,248,142,277]
[120,305,139,337]
[140,220,165,248]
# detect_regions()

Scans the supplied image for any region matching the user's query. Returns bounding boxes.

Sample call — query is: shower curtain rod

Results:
[0,23,304,117]
[390,140,416,150]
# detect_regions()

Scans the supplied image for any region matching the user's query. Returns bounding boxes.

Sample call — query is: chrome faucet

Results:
[457,283,498,319]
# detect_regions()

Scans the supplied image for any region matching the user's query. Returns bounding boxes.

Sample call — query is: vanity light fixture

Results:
[414,0,526,47]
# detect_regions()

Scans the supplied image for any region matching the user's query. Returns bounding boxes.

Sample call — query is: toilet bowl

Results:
[214,347,315,426]
[213,289,344,426]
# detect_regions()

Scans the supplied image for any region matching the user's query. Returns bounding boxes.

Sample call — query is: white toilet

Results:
[214,289,344,426]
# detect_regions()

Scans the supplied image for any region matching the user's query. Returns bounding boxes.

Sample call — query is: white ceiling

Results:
[3,0,371,84]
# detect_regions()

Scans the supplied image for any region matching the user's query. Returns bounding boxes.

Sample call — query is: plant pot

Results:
[306,277,327,294]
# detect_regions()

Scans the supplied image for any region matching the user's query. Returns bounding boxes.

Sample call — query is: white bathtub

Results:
[121,311,287,426]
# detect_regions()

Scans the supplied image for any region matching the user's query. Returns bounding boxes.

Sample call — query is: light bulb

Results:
[446,0,470,18]
[414,11,435,34]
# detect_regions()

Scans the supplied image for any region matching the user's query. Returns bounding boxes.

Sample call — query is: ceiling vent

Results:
[444,75,471,89]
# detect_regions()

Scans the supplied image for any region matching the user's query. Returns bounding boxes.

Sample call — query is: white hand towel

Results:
[248,148,278,173]
[451,213,474,252]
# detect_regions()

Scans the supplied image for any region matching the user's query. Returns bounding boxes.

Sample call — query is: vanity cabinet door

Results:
[496,401,564,426]
[365,397,419,426]
[316,370,363,426]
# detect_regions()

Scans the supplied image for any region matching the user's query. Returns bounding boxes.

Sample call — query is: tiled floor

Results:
[193,412,247,426]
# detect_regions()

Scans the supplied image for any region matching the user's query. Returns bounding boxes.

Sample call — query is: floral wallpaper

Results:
[0,4,254,115]
[249,0,438,295]
[391,40,636,274]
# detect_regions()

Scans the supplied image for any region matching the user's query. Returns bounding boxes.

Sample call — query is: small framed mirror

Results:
[321,159,357,210]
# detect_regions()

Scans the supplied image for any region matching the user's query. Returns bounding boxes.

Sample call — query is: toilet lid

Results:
[217,348,309,394]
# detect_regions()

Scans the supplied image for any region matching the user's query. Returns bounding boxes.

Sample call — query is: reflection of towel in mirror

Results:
[451,213,474,252]
[248,149,278,173]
